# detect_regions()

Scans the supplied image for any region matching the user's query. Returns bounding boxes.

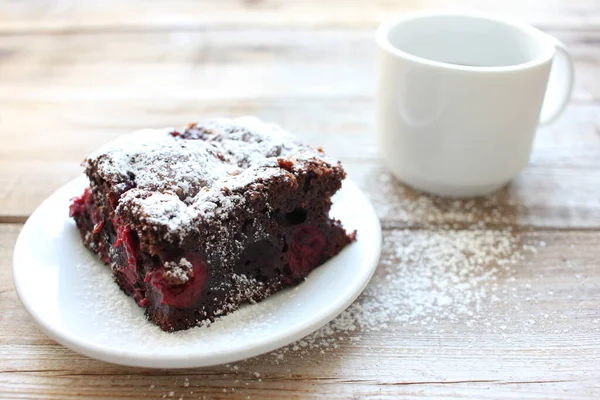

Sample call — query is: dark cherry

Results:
[145,254,208,309]
[92,221,105,234]
[118,264,138,291]
[113,216,137,270]
[112,216,140,296]
[70,188,104,229]
[69,188,93,218]
[108,192,119,210]
[98,249,111,265]
[289,224,327,277]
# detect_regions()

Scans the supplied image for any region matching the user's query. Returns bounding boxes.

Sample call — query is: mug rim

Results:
[376,10,556,72]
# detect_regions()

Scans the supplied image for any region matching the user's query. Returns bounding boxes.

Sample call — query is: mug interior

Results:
[384,13,553,68]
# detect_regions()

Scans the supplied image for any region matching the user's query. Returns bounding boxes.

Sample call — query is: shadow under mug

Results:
[376,11,574,197]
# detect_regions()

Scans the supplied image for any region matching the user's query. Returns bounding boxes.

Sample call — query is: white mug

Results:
[376,11,574,197]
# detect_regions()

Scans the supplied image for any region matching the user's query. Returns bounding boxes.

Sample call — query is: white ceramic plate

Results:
[13,176,381,368]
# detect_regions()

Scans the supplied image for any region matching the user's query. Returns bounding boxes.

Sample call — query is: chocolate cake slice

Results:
[69,116,355,331]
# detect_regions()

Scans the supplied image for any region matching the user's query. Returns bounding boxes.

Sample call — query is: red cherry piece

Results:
[113,216,138,278]
[92,221,105,235]
[70,188,104,227]
[289,225,327,277]
[69,188,92,218]
[119,264,138,289]
[145,254,208,309]
[99,250,111,265]
[108,192,119,210]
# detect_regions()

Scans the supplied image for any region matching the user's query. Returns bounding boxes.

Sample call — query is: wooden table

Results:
[1,1,599,399]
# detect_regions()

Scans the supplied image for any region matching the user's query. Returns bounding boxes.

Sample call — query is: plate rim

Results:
[13,176,381,368]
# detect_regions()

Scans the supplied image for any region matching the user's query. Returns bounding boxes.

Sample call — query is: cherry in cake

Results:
[70,116,355,331]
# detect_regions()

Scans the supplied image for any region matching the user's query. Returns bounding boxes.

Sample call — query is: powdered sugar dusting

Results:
[334,228,523,331]
[375,173,519,227]
[87,116,335,238]
[90,128,236,198]
[251,226,527,362]
[120,190,197,233]
[164,258,193,284]
[198,116,296,168]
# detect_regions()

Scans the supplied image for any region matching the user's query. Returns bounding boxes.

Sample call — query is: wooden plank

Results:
[0,30,598,103]
[1,0,600,33]
[2,224,600,398]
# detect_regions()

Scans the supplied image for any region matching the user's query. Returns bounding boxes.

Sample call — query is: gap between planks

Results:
[0,216,27,224]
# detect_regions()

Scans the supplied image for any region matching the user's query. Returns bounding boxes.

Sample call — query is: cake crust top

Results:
[84,117,344,240]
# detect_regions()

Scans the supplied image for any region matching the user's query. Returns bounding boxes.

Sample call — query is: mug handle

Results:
[539,37,574,125]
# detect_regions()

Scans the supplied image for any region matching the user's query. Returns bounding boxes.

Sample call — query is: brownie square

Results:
[70,116,355,331]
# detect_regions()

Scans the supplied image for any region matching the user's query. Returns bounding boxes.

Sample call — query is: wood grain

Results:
[2,224,600,399]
